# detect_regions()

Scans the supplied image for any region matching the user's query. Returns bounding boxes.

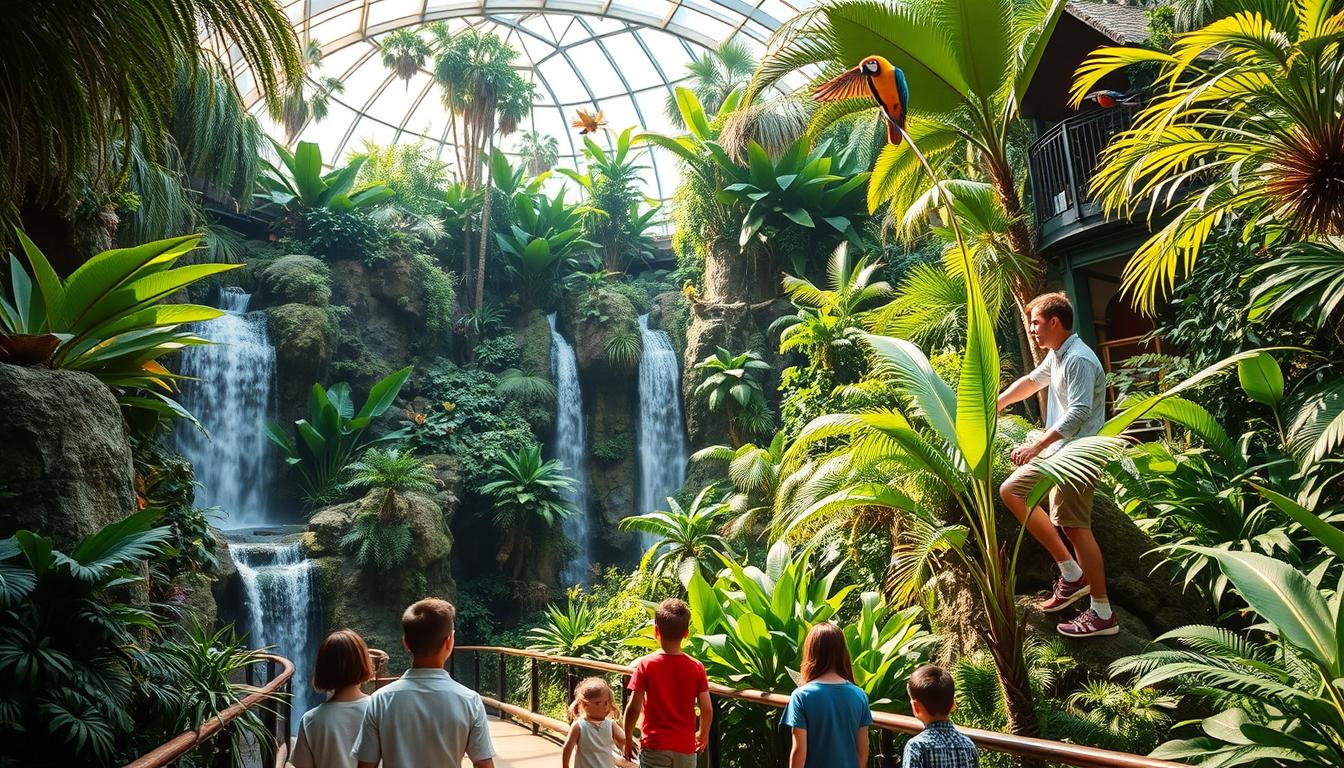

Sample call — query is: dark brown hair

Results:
[654,598,691,641]
[1026,291,1074,331]
[800,622,854,683]
[313,629,373,692]
[907,664,956,716]
[402,598,456,656]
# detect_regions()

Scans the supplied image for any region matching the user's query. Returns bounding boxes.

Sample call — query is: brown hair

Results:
[654,598,692,641]
[312,629,373,692]
[800,622,854,683]
[402,598,456,656]
[568,676,615,721]
[1026,291,1074,330]
[907,664,956,717]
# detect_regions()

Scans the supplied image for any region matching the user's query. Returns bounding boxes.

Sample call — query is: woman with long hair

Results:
[782,622,872,768]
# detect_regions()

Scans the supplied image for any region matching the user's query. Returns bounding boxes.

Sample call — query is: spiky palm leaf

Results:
[341,513,414,574]
[604,329,644,370]
[620,486,734,583]
[664,39,756,129]
[380,29,431,84]
[496,368,558,407]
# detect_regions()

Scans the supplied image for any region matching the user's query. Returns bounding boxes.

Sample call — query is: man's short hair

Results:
[908,664,956,717]
[403,598,456,656]
[1027,291,1074,330]
[653,598,691,641]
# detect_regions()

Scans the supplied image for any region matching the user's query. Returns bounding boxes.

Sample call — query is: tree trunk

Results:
[475,131,494,311]
[988,158,1046,367]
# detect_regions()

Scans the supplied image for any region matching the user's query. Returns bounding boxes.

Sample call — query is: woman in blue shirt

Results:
[783,622,872,768]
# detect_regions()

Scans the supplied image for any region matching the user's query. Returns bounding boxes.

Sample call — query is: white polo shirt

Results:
[351,668,495,767]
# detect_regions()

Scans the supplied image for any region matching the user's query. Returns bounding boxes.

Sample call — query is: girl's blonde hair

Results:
[568,676,615,721]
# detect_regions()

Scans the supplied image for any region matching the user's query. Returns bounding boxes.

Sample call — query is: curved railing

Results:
[452,645,1187,768]
[122,652,294,768]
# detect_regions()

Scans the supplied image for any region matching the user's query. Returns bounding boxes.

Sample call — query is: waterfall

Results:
[636,315,689,548]
[176,287,276,528]
[230,540,317,729]
[549,313,592,584]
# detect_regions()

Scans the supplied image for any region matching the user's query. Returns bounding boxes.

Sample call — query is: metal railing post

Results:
[877,730,897,768]
[529,657,540,736]
[497,653,508,721]
[706,695,721,768]
[566,664,578,703]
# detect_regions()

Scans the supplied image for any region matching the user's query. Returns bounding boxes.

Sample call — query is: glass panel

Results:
[600,33,661,91]
[367,0,424,28]
[568,42,625,100]
[537,56,591,105]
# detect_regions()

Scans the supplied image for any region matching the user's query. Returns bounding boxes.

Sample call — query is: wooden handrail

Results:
[456,645,1188,768]
[478,695,638,768]
[122,652,294,768]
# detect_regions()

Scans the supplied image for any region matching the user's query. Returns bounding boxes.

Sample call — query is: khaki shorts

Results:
[639,749,697,768]
[1002,463,1094,528]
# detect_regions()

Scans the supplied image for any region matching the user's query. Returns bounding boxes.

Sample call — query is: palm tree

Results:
[0,0,300,264]
[526,600,613,658]
[516,130,560,176]
[342,447,438,517]
[281,39,345,146]
[750,0,1070,362]
[690,431,787,537]
[694,347,772,447]
[770,243,892,371]
[619,486,734,583]
[479,444,575,578]
[380,28,432,86]
[664,39,756,128]
[1072,1,1344,314]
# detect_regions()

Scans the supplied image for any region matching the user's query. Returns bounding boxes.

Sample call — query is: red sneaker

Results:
[1040,575,1090,613]
[1057,608,1119,638]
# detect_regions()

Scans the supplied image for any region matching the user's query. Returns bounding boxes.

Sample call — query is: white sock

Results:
[1057,559,1083,582]
[1091,598,1112,620]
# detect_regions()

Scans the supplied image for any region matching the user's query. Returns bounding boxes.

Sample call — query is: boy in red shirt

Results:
[622,598,713,768]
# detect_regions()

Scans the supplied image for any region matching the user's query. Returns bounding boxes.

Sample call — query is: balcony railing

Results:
[1028,105,1138,246]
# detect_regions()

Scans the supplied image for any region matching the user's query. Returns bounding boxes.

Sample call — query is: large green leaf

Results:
[822,2,970,113]
[15,229,66,324]
[355,366,413,423]
[953,241,998,475]
[291,141,326,204]
[861,334,957,446]
[60,234,200,329]
[1192,547,1336,668]
[1102,349,1270,436]
[1238,352,1284,409]
[1247,482,1344,561]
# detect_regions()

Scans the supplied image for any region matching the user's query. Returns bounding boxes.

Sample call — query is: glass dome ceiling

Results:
[216,1,814,204]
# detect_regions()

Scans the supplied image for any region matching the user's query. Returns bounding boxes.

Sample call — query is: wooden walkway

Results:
[467,718,562,767]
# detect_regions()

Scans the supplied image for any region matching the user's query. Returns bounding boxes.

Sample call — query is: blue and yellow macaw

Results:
[813,56,909,145]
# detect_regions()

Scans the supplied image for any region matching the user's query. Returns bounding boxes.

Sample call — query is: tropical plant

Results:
[770,243,891,371]
[265,366,414,507]
[479,444,575,577]
[495,188,595,305]
[1112,493,1344,767]
[1247,239,1344,331]
[1072,1,1344,313]
[352,138,452,218]
[257,140,395,212]
[664,39,756,128]
[694,347,772,447]
[527,599,613,659]
[604,329,644,370]
[496,367,557,411]
[280,38,344,145]
[169,59,268,205]
[0,0,301,219]
[430,25,536,309]
[517,130,560,176]
[559,127,650,274]
[751,0,1070,356]
[380,28,432,84]
[620,486,734,582]
[341,509,414,574]
[0,229,239,424]
[690,431,787,537]
[342,447,438,517]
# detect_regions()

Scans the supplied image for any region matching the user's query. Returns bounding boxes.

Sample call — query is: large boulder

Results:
[308,489,456,674]
[255,254,331,307]
[267,303,336,426]
[648,291,690,360]
[327,255,443,397]
[0,364,135,547]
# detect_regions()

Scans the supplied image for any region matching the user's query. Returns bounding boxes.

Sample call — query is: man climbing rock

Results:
[996,292,1117,638]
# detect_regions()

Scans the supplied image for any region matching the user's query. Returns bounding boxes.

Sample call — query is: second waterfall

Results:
[636,315,689,543]
[549,314,592,584]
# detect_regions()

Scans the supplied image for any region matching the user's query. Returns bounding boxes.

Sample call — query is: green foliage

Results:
[620,486,735,583]
[457,302,506,340]
[169,59,267,205]
[604,328,644,370]
[663,39,755,129]
[0,229,239,426]
[597,278,654,315]
[526,600,613,659]
[591,432,632,463]
[690,432,787,536]
[494,188,595,305]
[771,244,891,375]
[495,368,557,430]
[257,140,394,212]
[412,252,456,333]
[343,447,438,498]
[258,253,331,305]
[301,208,387,263]
[379,28,432,83]
[1248,240,1344,331]
[559,128,655,273]
[480,445,575,577]
[352,138,450,218]
[130,435,216,577]
[474,334,520,372]
[516,130,560,176]
[695,346,772,446]
[265,366,413,508]
[279,39,344,144]
[341,513,414,574]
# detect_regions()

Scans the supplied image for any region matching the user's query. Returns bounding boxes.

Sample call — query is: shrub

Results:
[258,254,331,305]
[604,328,643,370]
[412,252,456,334]
[602,279,653,314]
[591,432,632,463]
[475,334,520,372]
[301,208,387,263]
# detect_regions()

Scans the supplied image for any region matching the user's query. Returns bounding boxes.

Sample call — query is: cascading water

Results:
[176,287,276,529]
[550,313,592,584]
[636,315,689,549]
[230,541,317,730]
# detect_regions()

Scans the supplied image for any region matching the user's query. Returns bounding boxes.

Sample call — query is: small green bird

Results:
[813,55,910,145]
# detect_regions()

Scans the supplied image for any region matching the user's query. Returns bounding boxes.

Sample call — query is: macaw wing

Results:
[812,67,870,102]
[891,67,909,124]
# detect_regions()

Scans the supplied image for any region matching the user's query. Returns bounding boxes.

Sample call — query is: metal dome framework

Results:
[215,0,814,204]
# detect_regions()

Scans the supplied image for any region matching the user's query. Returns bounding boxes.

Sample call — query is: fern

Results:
[604,329,643,369]
[341,514,414,574]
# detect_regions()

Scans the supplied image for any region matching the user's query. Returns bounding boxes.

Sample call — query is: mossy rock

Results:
[513,309,553,382]
[648,291,690,360]
[256,254,331,306]
[267,303,336,425]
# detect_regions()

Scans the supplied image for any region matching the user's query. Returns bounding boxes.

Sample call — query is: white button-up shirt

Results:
[1026,334,1107,453]
[352,667,495,767]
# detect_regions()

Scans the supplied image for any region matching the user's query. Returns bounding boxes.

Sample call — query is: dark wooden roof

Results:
[1021,2,1152,121]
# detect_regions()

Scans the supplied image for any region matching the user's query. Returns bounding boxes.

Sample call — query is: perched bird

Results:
[571,109,606,134]
[1083,89,1139,108]
[813,55,909,144]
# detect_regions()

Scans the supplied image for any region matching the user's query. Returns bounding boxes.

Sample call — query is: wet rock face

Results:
[0,364,135,547]
[267,303,336,426]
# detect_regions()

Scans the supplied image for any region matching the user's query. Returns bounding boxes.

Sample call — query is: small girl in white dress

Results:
[562,677,628,768]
